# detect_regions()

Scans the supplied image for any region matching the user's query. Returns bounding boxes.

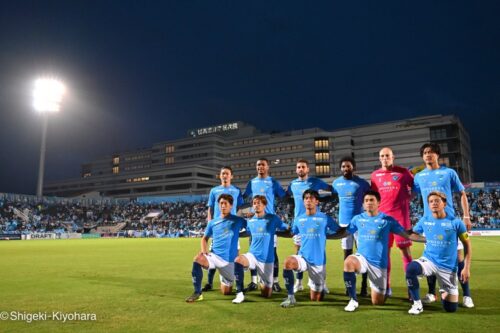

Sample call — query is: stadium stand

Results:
[1,186,498,238]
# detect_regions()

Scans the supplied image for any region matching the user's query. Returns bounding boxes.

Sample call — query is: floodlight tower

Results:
[33,77,65,198]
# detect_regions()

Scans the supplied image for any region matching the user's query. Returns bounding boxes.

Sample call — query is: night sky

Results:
[1,1,499,195]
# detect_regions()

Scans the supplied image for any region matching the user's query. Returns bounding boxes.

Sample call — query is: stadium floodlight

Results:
[33,77,66,198]
[33,78,65,112]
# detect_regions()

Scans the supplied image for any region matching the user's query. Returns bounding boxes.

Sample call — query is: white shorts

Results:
[292,255,325,292]
[341,233,354,250]
[351,253,387,294]
[243,252,274,288]
[203,253,234,286]
[274,234,278,248]
[415,257,459,296]
[293,234,302,247]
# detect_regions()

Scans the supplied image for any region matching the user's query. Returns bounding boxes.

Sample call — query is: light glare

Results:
[33,78,66,112]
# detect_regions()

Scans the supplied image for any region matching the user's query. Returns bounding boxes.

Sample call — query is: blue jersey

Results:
[287,177,331,218]
[207,185,244,219]
[413,215,466,272]
[413,166,465,218]
[332,175,370,226]
[292,212,339,266]
[347,212,405,269]
[244,176,286,214]
[204,215,247,262]
[247,214,288,263]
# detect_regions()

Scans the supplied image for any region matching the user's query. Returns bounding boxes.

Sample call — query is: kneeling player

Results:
[336,191,425,312]
[280,190,340,308]
[232,195,289,303]
[406,191,472,315]
[185,194,247,302]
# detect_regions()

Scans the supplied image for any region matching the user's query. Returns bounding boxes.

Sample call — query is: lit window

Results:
[165,157,175,164]
[165,145,175,154]
[112,166,119,174]
[112,156,120,165]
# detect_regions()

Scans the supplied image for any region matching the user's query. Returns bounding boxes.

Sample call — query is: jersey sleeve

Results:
[326,215,340,233]
[243,181,253,198]
[412,175,421,194]
[291,220,299,235]
[236,189,244,209]
[273,179,286,198]
[370,173,378,191]
[316,178,332,191]
[331,181,338,194]
[389,217,406,234]
[404,168,414,188]
[449,169,465,193]
[204,221,213,237]
[454,218,467,235]
[412,217,425,234]
[346,216,358,234]
[273,215,289,231]
[207,189,215,209]
[361,178,371,194]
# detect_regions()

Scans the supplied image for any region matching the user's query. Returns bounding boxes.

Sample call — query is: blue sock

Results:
[406,261,423,301]
[297,271,303,280]
[343,271,357,301]
[457,260,471,297]
[442,299,458,312]
[427,275,437,295]
[273,248,279,278]
[283,269,295,296]
[234,262,244,293]
[207,268,216,285]
[191,262,203,294]
[251,269,257,277]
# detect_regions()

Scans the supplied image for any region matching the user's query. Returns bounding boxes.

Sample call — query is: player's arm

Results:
[397,229,426,243]
[326,227,349,239]
[459,232,472,283]
[207,207,214,221]
[239,228,250,238]
[200,235,210,254]
[460,190,472,231]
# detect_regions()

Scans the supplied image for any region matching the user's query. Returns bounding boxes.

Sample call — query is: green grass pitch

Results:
[0,237,499,332]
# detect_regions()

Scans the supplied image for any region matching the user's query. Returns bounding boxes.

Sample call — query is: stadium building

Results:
[44,114,473,199]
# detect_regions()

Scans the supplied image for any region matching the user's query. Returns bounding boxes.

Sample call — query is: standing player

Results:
[280,190,341,308]
[413,143,474,307]
[332,156,370,297]
[371,147,414,296]
[406,191,472,315]
[185,194,247,302]
[232,195,289,303]
[244,158,286,292]
[335,191,426,312]
[203,166,244,292]
[286,159,331,293]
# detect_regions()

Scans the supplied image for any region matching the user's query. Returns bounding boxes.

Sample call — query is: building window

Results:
[165,156,175,164]
[165,145,175,154]
[438,142,449,154]
[83,172,91,178]
[112,156,120,165]
[314,138,329,149]
[315,152,330,162]
[430,128,447,140]
[112,166,119,174]
[315,165,330,175]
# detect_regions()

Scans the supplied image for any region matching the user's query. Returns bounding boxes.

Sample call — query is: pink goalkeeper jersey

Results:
[370,166,414,228]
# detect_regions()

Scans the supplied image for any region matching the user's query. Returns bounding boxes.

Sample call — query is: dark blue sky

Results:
[1,1,499,195]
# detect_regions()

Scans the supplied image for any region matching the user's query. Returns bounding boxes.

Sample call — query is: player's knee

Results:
[283,257,297,270]
[343,257,356,272]
[406,261,422,277]
[442,300,458,312]
[193,254,203,262]
[234,255,246,266]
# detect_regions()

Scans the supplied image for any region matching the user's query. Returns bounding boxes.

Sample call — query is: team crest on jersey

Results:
[258,227,264,232]
[369,230,376,235]
[432,181,437,186]
[392,175,400,181]
[307,228,316,233]
[260,188,265,193]
[436,234,444,240]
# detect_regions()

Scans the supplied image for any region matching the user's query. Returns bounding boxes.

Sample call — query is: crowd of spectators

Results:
[1,187,499,237]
